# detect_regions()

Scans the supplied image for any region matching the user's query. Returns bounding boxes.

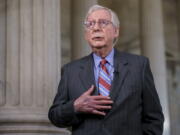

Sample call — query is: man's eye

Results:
[89,22,94,26]
[100,20,107,25]
[87,21,94,27]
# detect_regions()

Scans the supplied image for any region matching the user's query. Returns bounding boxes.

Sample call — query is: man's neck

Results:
[92,47,113,58]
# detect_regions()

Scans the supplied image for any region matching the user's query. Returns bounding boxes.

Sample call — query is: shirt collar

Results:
[93,48,114,68]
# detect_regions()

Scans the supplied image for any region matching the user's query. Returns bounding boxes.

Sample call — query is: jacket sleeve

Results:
[48,65,82,127]
[142,58,164,135]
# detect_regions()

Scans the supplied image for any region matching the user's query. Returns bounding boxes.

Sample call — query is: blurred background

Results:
[0,0,179,135]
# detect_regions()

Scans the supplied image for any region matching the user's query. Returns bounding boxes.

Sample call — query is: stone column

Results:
[140,0,170,135]
[0,0,70,134]
[177,0,180,55]
[111,0,140,54]
[61,0,72,65]
[0,0,6,106]
[71,0,97,60]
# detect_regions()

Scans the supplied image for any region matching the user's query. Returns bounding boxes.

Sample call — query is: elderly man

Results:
[48,5,164,135]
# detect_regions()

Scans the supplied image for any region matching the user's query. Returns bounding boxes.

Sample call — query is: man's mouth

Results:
[92,36,104,41]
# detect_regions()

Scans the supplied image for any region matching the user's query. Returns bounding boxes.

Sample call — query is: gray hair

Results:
[84,5,120,28]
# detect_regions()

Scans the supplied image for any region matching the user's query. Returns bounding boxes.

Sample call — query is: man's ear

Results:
[114,27,119,38]
[84,30,88,41]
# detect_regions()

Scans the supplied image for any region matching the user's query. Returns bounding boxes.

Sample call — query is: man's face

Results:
[85,9,119,50]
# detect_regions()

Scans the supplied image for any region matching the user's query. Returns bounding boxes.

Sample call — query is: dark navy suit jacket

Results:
[48,49,164,135]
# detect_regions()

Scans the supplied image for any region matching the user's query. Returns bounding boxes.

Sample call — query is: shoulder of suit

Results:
[122,52,147,60]
[115,50,149,64]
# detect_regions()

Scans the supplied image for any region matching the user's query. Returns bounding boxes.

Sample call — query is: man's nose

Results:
[93,22,101,30]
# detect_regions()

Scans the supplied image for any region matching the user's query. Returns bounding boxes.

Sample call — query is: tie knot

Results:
[100,59,107,66]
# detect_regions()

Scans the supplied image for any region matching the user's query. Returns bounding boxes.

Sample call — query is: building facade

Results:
[0,0,179,135]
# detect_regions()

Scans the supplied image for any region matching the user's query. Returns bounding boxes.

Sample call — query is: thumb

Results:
[84,85,95,95]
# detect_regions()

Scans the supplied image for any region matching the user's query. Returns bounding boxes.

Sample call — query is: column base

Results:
[0,123,71,135]
[0,112,71,135]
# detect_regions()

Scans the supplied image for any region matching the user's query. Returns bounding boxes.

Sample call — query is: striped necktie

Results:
[98,59,111,96]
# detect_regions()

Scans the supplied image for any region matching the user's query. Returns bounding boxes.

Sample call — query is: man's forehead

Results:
[87,9,111,20]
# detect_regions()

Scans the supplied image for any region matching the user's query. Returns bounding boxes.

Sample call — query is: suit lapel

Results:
[79,54,97,95]
[105,50,129,118]
[109,51,129,101]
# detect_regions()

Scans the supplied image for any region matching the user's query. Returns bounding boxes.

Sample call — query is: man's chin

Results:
[91,44,105,49]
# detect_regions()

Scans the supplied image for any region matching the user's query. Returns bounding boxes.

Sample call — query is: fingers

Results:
[91,96,113,104]
[91,95,112,100]
[93,100,113,105]
[86,108,106,116]
[93,104,112,110]
[92,110,106,116]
